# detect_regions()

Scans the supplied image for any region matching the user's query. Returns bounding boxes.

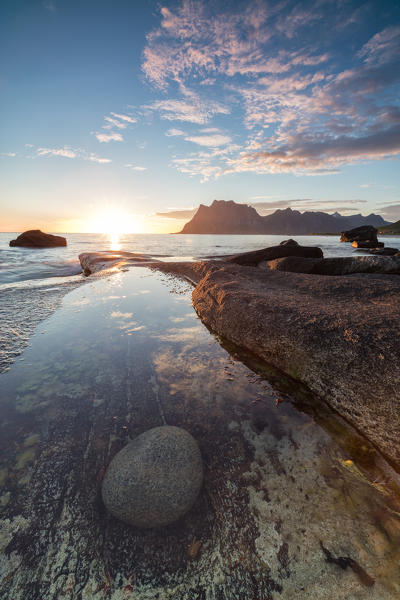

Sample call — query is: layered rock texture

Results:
[9,230,67,248]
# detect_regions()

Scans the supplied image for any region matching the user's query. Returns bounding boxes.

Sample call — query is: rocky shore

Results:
[79,248,400,468]
[2,256,400,599]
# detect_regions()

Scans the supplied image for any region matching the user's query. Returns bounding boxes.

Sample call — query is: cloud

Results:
[145,97,229,125]
[156,209,197,219]
[141,1,400,179]
[225,125,400,175]
[34,146,111,164]
[104,116,127,129]
[379,204,400,221]
[165,128,187,136]
[95,132,123,143]
[87,154,112,164]
[37,147,76,158]
[125,164,147,171]
[185,133,231,147]
[358,25,400,66]
[1,152,16,157]
[110,112,137,123]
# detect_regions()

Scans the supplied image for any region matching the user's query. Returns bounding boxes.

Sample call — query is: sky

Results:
[1,0,399,233]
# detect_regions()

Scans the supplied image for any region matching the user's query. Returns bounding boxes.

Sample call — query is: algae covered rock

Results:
[102,426,203,528]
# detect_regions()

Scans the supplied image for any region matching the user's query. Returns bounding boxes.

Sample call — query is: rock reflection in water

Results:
[0,267,399,600]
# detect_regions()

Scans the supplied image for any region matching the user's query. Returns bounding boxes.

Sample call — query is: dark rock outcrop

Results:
[227,243,323,266]
[260,256,324,273]
[102,426,203,528]
[261,255,400,276]
[190,263,400,466]
[9,230,67,248]
[340,226,377,243]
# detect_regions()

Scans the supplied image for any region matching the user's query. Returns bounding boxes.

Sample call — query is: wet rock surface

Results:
[189,262,400,466]
[102,425,203,528]
[9,230,67,248]
[79,250,155,275]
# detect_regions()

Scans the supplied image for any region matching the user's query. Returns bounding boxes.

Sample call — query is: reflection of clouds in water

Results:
[155,326,200,344]
[121,323,146,332]
[108,310,145,332]
[69,297,90,307]
[169,316,188,323]
[104,295,121,300]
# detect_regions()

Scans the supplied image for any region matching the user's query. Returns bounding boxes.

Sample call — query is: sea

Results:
[1,231,398,373]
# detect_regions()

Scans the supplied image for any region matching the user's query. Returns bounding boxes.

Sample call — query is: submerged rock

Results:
[9,230,67,248]
[102,426,203,528]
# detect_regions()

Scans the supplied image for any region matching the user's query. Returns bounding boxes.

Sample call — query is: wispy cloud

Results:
[156,208,196,219]
[1,152,16,157]
[87,154,111,164]
[34,146,111,164]
[110,112,137,123]
[165,128,187,137]
[125,164,147,171]
[94,132,123,143]
[141,1,400,179]
[145,97,229,125]
[185,133,231,147]
[37,147,77,158]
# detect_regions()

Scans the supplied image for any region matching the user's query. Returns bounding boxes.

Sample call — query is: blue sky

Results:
[1,0,399,232]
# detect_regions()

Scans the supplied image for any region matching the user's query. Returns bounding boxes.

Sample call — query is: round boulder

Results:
[101,426,203,528]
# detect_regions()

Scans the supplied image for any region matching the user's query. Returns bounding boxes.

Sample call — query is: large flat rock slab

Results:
[191,263,400,466]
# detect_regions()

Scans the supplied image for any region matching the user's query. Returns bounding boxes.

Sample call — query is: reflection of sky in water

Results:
[0,266,399,597]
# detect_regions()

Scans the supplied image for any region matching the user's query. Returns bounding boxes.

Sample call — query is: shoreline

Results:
[1,264,400,599]
[77,251,400,470]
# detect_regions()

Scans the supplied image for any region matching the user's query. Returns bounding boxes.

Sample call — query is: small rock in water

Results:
[102,425,203,528]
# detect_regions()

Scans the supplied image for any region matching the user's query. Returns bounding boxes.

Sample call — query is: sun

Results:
[88,209,145,246]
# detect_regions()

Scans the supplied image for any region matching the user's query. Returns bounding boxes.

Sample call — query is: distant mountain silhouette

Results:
[178,200,390,234]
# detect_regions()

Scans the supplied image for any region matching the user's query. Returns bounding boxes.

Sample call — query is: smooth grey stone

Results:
[102,426,203,528]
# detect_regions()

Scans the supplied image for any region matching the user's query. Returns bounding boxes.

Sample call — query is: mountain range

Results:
[178,200,390,235]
